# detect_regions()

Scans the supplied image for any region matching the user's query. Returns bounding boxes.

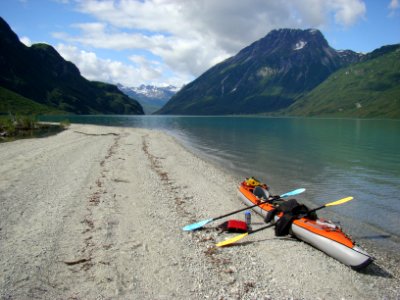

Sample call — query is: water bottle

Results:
[245,210,252,231]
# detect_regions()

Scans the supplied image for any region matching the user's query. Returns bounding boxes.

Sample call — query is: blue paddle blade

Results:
[182,218,213,231]
[280,188,305,198]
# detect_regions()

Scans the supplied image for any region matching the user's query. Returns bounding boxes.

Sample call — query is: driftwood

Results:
[63,258,92,265]
[73,131,119,136]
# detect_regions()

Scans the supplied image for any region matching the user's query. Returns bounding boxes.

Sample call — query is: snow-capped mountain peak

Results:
[129,84,179,98]
[117,84,179,114]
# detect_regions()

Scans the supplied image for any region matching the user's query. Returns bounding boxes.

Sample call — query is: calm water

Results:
[40,115,400,253]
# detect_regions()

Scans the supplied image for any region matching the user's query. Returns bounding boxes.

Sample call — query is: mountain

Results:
[118,84,178,114]
[284,44,400,118]
[0,17,144,115]
[157,28,362,115]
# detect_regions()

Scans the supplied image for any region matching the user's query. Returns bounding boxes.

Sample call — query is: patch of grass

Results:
[0,114,36,133]
[0,114,65,142]
[60,119,70,129]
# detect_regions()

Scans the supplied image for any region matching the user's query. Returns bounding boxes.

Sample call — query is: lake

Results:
[40,115,400,255]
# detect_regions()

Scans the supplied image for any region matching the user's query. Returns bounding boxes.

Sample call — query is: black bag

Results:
[264,199,316,236]
[264,208,277,223]
[275,213,296,236]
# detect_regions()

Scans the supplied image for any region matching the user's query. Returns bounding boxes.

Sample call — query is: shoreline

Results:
[169,125,400,259]
[0,124,399,299]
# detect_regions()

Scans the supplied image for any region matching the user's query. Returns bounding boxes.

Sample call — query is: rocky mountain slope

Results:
[158,29,362,115]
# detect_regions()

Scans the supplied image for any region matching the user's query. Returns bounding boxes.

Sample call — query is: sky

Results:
[0,0,399,88]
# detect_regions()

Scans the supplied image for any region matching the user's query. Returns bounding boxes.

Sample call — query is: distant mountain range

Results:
[118,84,178,114]
[158,29,400,118]
[0,17,144,115]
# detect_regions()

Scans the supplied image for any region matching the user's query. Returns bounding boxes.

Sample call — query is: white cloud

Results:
[389,0,399,10]
[56,43,190,87]
[326,0,366,26]
[387,0,399,17]
[20,36,32,46]
[53,0,367,86]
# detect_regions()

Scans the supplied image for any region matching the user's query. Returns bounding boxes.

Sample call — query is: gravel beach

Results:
[0,124,399,299]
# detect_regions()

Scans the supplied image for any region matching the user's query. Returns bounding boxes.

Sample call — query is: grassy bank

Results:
[0,114,68,142]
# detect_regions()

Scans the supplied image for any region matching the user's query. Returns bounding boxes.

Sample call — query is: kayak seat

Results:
[253,186,269,200]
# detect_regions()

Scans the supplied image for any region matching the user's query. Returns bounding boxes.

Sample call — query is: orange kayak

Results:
[238,180,373,269]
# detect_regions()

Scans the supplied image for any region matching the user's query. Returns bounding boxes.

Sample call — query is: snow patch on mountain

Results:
[294,40,307,50]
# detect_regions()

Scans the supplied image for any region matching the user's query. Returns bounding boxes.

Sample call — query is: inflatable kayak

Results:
[238,179,373,269]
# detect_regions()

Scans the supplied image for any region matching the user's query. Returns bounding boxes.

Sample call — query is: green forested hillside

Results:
[285,46,400,118]
[0,87,64,115]
[0,17,144,115]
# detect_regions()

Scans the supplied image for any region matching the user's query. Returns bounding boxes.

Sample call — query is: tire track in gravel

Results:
[69,133,122,272]
[140,133,249,297]
[141,134,195,219]
[0,127,116,299]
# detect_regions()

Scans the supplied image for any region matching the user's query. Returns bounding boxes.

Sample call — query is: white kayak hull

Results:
[239,190,373,269]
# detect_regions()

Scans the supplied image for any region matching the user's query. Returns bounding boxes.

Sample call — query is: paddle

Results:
[182,188,306,231]
[216,196,354,247]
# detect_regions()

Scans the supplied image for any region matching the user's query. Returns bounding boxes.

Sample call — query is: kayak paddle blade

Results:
[216,232,249,247]
[325,196,353,207]
[280,188,305,198]
[182,218,213,231]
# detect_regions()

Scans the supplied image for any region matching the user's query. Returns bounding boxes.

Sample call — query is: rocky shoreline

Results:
[0,124,399,299]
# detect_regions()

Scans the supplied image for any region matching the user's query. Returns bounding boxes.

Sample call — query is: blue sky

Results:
[0,0,399,87]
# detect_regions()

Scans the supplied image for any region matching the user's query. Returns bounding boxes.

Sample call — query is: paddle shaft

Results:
[307,197,353,215]
[212,199,273,221]
[213,188,306,221]
[249,222,276,234]
[252,201,346,234]
[307,205,325,214]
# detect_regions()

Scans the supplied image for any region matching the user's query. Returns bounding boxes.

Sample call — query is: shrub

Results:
[60,119,70,129]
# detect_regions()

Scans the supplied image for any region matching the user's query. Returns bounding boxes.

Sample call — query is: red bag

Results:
[218,220,248,233]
